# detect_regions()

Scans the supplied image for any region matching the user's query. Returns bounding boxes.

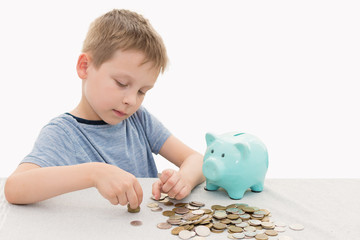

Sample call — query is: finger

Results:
[152,180,162,200]
[175,185,191,200]
[133,179,143,205]
[108,194,120,205]
[126,186,139,209]
[162,172,180,193]
[167,181,183,199]
[117,191,128,206]
[160,169,174,184]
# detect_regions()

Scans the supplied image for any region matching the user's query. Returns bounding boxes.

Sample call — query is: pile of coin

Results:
[148,193,304,240]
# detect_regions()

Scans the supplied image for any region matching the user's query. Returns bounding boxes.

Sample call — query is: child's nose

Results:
[122,91,137,106]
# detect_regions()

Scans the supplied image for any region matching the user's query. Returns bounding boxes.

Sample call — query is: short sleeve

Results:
[21,123,77,167]
[136,106,171,154]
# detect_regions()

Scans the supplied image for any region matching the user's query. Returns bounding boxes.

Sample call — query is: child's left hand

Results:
[152,169,192,200]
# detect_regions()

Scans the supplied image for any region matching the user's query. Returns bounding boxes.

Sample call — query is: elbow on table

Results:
[4,176,25,205]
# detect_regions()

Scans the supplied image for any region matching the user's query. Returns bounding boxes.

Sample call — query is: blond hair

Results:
[82,9,168,73]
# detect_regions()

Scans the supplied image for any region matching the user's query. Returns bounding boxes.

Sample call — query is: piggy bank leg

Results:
[226,188,246,200]
[250,183,264,193]
[204,182,220,191]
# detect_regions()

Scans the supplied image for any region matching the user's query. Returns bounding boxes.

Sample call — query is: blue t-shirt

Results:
[21,106,171,177]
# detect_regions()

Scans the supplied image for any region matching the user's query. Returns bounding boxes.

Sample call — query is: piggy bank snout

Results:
[203,158,224,181]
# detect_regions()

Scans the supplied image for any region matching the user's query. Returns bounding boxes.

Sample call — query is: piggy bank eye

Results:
[221,153,225,158]
[211,149,214,154]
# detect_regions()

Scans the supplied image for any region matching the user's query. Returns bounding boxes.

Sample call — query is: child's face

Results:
[81,49,159,125]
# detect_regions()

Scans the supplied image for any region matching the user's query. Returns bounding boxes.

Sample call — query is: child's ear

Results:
[76,53,90,79]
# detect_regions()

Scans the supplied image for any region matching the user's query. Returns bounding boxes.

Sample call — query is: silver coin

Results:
[157,222,172,229]
[192,209,205,215]
[244,231,257,237]
[147,202,159,208]
[195,226,210,237]
[232,232,245,239]
[151,206,163,212]
[275,221,287,227]
[130,220,142,226]
[289,223,304,231]
[179,230,192,240]
[236,222,249,228]
[274,226,286,232]
[249,219,262,226]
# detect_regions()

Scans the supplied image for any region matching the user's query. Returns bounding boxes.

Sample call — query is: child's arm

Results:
[5,162,143,208]
[152,135,205,200]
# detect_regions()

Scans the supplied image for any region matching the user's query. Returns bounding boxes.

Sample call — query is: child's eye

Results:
[115,80,127,87]
[138,90,146,95]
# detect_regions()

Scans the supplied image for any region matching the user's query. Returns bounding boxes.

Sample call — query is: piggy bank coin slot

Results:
[234,133,245,136]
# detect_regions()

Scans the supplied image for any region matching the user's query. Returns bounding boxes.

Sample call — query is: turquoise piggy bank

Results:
[202,132,268,199]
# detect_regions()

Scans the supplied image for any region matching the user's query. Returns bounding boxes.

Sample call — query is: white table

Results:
[0,178,359,240]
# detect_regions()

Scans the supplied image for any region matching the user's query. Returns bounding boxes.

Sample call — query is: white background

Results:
[0,0,359,178]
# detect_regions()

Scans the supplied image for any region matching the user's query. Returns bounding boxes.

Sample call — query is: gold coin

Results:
[261,222,275,229]
[162,210,175,217]
[220,218,232,224]
[255,233,269,240]
[211,228,224,233]
[127,204,140,213]
[202,209,213,214]
[212,222,227,230]
[227,214,240,220]
[175,203,187,207]
[265,230,278,236]
[164,201,174,206]
[242,206,256,213]
[228,226,243,233]
[171,226,185,235]
[211,205,226,210]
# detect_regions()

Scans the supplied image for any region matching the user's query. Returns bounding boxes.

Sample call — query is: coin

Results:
[162,210,175,217]
[275,221,287,227]
[174,207,190,215]
[190,201,205,207]
[245,231,257,237]
[151,206,163,212]
[274,226,286,232]
[192,209,205,215]
[289,223,304,231]
[265,230,278,236]
[147,202,159,208]
[243,206,256,213]
[171,226,185,235]
[195,225,211,237]
[130,220,142,226]
[255,233,269,240]
[228,226,244,233]
[127,204,140,213]
[249,220,262,226]
[157,222,172,229]
[179,230,192,240]
[232,232,245,239]
[213,222,227,230]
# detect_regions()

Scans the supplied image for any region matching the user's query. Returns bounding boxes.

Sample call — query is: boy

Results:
[4,9,205,209]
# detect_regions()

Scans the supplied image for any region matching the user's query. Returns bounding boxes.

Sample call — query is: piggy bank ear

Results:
[205,133,217,146]
[234,143,250,158]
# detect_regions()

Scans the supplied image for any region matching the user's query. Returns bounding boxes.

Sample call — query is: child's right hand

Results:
[91,163,143,209]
